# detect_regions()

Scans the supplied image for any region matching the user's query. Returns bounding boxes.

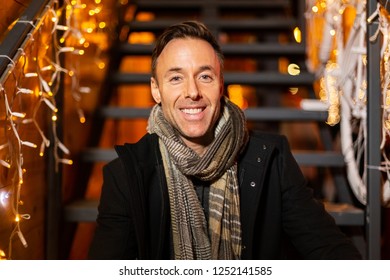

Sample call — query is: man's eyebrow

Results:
[166,67,182,73]
[164,65,217,77]
[167,65,215,72]
[163,67,182,78]
[199,65,215,72]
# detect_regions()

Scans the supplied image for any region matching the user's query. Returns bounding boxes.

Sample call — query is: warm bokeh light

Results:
[294,27,302,43]
[289,87,299,95]
[227,85,248,109]
[287,63,300,76]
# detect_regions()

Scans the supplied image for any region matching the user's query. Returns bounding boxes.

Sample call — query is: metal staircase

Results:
[64,0,365,257]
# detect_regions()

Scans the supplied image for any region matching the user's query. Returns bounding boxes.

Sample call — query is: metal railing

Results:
[0,0,52,83]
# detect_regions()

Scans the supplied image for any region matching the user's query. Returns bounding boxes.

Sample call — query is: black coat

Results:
[88,132,362,260]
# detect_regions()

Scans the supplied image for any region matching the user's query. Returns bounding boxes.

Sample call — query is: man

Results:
[88,21,362,260]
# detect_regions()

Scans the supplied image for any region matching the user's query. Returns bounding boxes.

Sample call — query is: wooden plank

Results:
[64,199,364,226]
[99,106,328,122]
[110,72,315,85]
[134,0,290,9]
[81,148,345,167]
[128,18,297,32]
[324,202,365,226]
[118,43,306,57]
[64,200,99,222]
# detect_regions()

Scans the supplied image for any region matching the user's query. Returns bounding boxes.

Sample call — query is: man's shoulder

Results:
[116,133,158,153]
[126,133,158,147]
[114,133,160,164]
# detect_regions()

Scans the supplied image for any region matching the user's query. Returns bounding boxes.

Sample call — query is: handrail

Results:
[367,0,382,260]
[0,0,52,84]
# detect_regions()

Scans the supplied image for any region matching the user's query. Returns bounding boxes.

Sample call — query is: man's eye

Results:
[169,76,181,83]
[200,74,213,82]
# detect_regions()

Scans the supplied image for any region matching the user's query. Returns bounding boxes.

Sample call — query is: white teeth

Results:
[182,108,202,114]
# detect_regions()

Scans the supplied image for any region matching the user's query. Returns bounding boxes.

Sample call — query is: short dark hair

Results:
[151,20,224,79]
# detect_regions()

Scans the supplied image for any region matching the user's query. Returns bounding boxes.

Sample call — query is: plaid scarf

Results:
[147,97,248,259]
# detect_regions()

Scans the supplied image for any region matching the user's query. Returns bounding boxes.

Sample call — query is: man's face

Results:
[151,38,223,152]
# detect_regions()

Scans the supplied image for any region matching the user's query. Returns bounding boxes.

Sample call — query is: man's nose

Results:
[185,78,200,99]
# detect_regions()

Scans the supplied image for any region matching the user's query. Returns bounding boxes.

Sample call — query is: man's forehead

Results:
[166,65,216,73]
[156,38,220,70]
[160,38,215,56]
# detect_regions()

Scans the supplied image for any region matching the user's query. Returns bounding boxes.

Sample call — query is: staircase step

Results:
[100,107,151,119]
[64,199,98,222]
[81,148,344,167]
[82,148,117,162]
[111,72,315,86]
[324,202,364,226]
[64,199,364,226]
[135,0,290,9]
[222,43,305,56]
[224,72,315,85]
[128,18,297,32]
[118,43,306,57]
[99,106,328,122]
[293,151,345,167]
[244,108,328,121]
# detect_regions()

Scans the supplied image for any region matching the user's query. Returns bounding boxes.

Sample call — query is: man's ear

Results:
[151,77,161,104]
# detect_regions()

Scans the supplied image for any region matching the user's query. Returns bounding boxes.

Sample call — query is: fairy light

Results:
[97,61,105,69]
[21,141,38,149]
[24,72,38,78]
[0,0,114,257]
[0,249,6,260]
[287,63,300,76]
[305,0,390,205]
[289,87,299,95]
[0,0,110,258]
[305,0,345,124]
[293,27,302,43]
[381,12,390,152]
[0,160,11,169]
[0,191,10,207]
[16,87,34,95]
[322,61,340,125]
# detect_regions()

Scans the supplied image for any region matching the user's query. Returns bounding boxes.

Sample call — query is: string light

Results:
[305,0,390,205]
[0,249,6,260]
[0,191,10,207]
[293,27,302,43]
[287,63,301,76]
[0,0,109,258]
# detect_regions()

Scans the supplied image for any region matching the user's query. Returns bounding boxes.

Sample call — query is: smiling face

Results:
[151,38,224,155]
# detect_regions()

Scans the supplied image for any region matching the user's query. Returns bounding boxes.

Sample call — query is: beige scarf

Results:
[147,97,248,259]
